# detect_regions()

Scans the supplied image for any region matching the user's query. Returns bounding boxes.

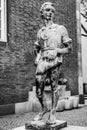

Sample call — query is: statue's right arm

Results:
[34,30,41,56]
[34,41,41,56]
[34,30,41,65]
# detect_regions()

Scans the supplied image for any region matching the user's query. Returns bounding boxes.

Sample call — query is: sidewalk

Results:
[0,105,87,130]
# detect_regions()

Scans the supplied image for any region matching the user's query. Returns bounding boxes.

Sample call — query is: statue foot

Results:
[33,108,48,121]
[47,117,57,125]
[33,113,43,121]
[46,110,57,125]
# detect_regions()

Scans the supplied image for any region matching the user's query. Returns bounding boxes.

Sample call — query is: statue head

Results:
[40,2,55,20]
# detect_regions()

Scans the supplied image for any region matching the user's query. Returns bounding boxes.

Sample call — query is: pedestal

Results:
[25,120,67,130]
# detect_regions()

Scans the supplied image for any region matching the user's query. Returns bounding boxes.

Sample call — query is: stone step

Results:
[84,95,87,104]
[85,99,87,105]
[59,91,71,100]
[61,125,87,130]
[28,86,79,112]
[12,125,87,130]
[84,94,87,99]
[84,94,87,97]
[29,86,71,101]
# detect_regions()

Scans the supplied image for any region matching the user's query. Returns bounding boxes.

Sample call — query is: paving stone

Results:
[0,105,87,129]
[61,125,87,130]
[12,125,87,130]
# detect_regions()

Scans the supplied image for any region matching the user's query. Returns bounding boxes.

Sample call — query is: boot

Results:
[33,105,48,121]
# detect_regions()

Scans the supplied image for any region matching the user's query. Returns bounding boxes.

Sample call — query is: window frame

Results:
[0,0,7,42]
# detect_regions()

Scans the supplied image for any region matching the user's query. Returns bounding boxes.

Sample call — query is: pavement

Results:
[12,125,87,130]
[0,105,87,130]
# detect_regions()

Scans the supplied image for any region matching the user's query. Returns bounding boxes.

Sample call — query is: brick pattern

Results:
[0,0,78,105]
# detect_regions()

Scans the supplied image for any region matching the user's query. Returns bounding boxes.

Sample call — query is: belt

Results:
[41,47,56,52]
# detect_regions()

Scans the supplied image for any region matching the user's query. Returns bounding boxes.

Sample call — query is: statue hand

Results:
[47,50,57,60]
[55,48,62,53]
[56,48,69,54]
[35,53,41,65]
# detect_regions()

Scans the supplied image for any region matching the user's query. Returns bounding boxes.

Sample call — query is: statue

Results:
[33,2,72,124]
[25,2,72,129]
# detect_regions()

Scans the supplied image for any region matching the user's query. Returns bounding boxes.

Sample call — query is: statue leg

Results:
[47,66,61,124]
[33,74,48,121]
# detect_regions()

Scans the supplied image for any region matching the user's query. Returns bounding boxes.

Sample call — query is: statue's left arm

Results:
[56,26,72,54]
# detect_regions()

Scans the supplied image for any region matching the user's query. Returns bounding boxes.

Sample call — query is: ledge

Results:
[0,104,15,116]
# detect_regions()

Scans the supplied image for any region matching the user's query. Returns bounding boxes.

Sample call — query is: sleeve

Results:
[61,26,72,47]
[34,30,41,47]
[34,30,41,54]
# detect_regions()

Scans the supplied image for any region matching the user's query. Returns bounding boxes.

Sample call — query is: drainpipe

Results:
[76,0,84,104]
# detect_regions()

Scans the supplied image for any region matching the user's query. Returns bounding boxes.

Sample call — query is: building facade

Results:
[0,0,78,105]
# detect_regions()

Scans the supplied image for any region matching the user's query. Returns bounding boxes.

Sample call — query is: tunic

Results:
[34,23,72,74]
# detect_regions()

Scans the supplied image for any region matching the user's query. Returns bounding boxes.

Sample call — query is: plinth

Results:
[25,120,67,130]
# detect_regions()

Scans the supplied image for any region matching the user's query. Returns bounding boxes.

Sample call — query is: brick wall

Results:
[0,0,78,105]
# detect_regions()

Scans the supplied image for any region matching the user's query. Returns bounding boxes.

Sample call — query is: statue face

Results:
[42,5,55,20]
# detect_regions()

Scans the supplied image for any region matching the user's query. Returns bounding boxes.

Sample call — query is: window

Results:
[0,0,7,42]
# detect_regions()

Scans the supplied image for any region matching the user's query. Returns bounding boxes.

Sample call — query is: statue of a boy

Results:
[34,2,72,124]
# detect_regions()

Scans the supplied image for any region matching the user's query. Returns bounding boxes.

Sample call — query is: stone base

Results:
[25,120,67,130]
[13,125,87,130]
